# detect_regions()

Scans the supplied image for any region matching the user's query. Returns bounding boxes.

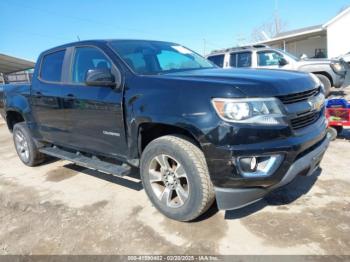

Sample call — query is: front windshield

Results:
[277,49,300,61]
[109,40,215,75]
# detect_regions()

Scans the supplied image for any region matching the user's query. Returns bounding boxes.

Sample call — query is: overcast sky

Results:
[1,0,349,61]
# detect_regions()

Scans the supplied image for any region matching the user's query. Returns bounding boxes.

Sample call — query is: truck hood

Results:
[161,68,317,97]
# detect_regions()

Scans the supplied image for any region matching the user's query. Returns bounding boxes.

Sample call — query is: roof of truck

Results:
[42,39,178,54]
[208,44,269,56]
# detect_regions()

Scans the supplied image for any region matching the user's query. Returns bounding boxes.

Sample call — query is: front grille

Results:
[278,87,320,104]
[290,110,322,129]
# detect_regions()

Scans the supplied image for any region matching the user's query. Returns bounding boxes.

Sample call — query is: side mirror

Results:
[85,69,116,87]
[279,57,288,66]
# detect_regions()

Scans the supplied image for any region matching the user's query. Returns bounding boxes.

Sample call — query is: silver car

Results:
[207,45,347,96]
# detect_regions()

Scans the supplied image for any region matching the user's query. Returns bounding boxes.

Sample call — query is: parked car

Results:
[207,45,347,96]
[0,40,330,221]
[339,51,350,65]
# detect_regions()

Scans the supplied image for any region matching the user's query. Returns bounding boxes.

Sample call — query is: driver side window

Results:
[257,51,283,66]
[72,47,111,83]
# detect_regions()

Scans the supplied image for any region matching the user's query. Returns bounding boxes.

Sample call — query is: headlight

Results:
[331,62,345,73]
[211,98,286,125]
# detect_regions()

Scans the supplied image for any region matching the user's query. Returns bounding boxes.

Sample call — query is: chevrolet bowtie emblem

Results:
[308,94,325,111]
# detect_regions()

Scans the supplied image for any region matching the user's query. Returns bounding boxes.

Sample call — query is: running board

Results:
[39,147,131,177]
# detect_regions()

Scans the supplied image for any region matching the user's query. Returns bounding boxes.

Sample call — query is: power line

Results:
[1,0,176,38]
[1,0,231,47]
[0,24,69,41]
[0,0,231,55]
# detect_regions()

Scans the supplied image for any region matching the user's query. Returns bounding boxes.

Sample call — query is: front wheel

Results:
[315,74,331,97]
[140,135,215,221]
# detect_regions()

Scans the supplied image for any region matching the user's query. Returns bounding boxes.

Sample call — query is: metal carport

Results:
[0,53,35,84]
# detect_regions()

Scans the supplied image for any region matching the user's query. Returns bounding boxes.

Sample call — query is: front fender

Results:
[297,64,334,78]
[127,114,210,159]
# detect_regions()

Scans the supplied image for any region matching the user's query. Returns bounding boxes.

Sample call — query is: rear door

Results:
[60,46,127,158]
[30,49,69,144]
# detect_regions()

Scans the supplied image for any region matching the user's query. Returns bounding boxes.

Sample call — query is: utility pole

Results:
[274,0,281,34]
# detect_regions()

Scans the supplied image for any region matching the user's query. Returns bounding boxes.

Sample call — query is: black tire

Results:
[140,135,215,221]
[327,127,338,141]
[13,122,46,166]
[334,126,343,135]
[315,74,331,97]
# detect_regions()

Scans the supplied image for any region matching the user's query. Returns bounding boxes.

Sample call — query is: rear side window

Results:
[230,52,251,67]
[207,55,224,67]
[40,50,65,82]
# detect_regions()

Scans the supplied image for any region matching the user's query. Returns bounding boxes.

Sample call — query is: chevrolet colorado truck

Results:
[207,45,347,96]
[0,40,330,221]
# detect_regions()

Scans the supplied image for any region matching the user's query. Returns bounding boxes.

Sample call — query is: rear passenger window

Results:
[207,55,224,67]
[230,52,251,67]
[40,50,65,82]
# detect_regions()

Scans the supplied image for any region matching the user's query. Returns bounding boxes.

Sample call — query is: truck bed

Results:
[0,84,31,120]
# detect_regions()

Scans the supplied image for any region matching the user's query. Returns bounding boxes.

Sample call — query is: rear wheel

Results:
[13,123,46,166]
[140,135,215,221]
[315,74,331,97]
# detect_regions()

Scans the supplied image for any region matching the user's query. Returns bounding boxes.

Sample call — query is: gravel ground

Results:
[0,82,349,255]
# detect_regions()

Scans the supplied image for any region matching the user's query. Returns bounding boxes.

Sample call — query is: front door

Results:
[60,46,127,158]
[256,50,288,69]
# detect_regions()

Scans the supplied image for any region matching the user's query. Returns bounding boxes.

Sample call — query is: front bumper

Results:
[215,133,330,210]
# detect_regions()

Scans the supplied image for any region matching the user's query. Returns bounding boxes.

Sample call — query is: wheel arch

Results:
[5,109,26,131]
[313,71,333,87]
[137,122,202,156]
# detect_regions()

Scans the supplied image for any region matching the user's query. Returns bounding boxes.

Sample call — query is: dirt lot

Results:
[0,84,350,255]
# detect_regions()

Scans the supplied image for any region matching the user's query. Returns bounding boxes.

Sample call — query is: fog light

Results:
[239,157,258,172]
[237,154,284,178]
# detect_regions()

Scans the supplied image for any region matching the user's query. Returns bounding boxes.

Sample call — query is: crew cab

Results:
[207,45,347,96]
[0,40,330,221]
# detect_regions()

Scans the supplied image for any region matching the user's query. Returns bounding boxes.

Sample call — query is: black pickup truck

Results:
[0,40,330,221]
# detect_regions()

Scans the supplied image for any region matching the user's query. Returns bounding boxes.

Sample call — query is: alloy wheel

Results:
[14,130,30,162]
[148,154,190,208]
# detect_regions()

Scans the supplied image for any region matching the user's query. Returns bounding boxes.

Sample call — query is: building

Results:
[254,7,350,59]
[0,53,35,84]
